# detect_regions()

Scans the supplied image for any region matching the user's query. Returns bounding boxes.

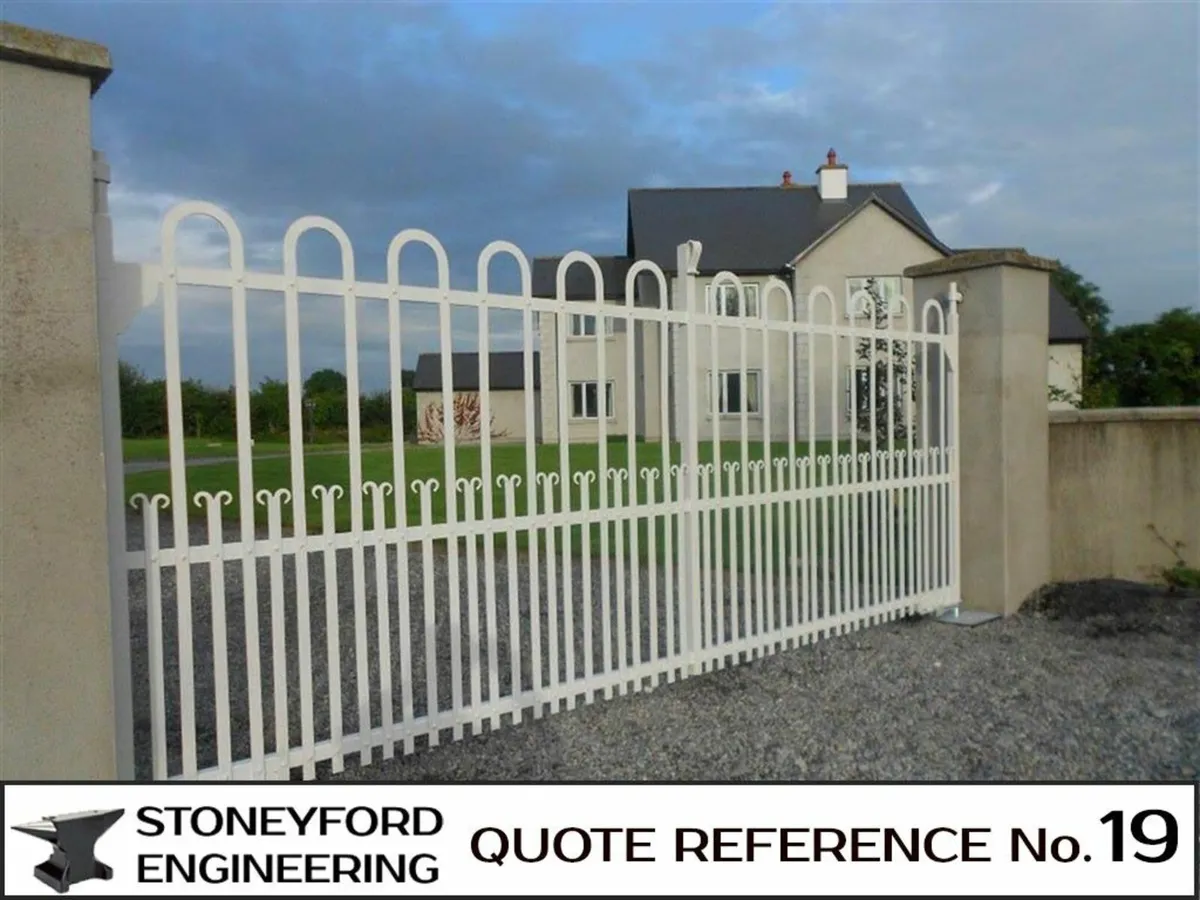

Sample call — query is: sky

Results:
[8,0,1199,392]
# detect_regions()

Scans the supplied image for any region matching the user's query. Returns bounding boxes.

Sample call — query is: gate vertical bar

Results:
[437,267,464,740]
[162,207,204,780]
[675,241,703,675]
[282,222,315,777]
[947,282,963,605]
[94,150,135,781]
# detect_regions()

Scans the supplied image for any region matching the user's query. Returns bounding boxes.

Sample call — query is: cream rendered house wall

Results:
[669,274,796,443]
[538,305,636,443]
[634,315,666,442]
[537,204,1082,447]
[663,202,946,444]
[791,202,948,442]
[1048,343,1084,410]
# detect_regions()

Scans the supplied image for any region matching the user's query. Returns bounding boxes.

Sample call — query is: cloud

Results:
[966,182,1003,206]
[891,166,944,187]
[928,212,962,235]
[108,184,284,269]
[687,2,1196,318]
[7,0,1195,397]
[725,1,1198,320]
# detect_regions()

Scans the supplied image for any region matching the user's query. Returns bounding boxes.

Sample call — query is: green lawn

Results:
[122,437,389,461]
[123,437,291,460]
[123,439,944,577]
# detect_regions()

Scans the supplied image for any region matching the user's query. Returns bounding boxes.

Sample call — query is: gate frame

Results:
[99,197,963,782]
[95,151,164,781]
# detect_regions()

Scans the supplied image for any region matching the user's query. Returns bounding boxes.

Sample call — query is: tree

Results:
[1052,262,1111,338]
[251,378,290,435]
[1094,307,1200,407]
[359,390,390,440]
[401,386,417,438]
[119,361,168,437]
[853,278,916,443]
[309,391,348,430]
[1049,262,1115,408]
[180,377,235,438]
[119,361,149,435]
[117,362,421,442]
[1045,256,1199,408]
[303,368,348,398]
[119,360,145,396]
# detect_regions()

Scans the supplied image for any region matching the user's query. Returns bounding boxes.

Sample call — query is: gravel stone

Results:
[123,514,1200,782]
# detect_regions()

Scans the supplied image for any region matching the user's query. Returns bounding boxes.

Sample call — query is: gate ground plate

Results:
[936,607,1001,627]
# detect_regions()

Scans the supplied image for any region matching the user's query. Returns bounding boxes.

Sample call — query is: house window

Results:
[569,381,615,420]
[845,365,873,419]
[846,276,904,319]
[569,313,614,338]
[707,282,760,317]
[708,370,761,415]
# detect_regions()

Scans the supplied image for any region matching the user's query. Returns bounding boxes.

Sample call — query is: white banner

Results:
[3,783,1196,897]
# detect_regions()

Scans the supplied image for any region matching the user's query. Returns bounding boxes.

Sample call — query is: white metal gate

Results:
[100,198,961,781]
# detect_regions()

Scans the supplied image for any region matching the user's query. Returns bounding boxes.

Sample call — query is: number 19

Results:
[1100,810,1178,863]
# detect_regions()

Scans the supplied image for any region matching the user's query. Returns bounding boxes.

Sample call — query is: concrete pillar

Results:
[905,250,1055,617]
[0,23,117,779]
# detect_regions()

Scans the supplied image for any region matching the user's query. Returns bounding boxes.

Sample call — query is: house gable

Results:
[789,200,948,323]
[788,193,952,267]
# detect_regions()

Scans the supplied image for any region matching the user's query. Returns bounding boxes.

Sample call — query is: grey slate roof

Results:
[530,183,946,300]
[411,351,540,392]
[526,180,1090,344]
[531,255,631,300]
[1048,283,1091,344]
[625,183,951,273]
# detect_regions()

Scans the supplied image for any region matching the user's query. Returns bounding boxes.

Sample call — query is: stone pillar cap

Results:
[904,248,1057,279]
[0,22,112,95]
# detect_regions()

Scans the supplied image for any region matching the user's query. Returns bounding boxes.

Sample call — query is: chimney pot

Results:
[827,148,838,166]
[781,170,793,186]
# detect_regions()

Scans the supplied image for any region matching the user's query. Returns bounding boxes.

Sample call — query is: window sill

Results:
[565,335,616,342]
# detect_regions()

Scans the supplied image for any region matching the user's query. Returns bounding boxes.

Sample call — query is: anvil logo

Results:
[11,808,124,894]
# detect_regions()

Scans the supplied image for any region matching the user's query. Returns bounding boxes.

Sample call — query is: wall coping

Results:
[0,22,112,94]
[904,248,1057,279]
[1050,407,1200,425]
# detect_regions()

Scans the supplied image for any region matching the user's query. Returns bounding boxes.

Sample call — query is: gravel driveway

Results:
[124,513,1200,782]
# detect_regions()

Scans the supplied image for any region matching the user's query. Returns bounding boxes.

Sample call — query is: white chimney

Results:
[817,147,848,201]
